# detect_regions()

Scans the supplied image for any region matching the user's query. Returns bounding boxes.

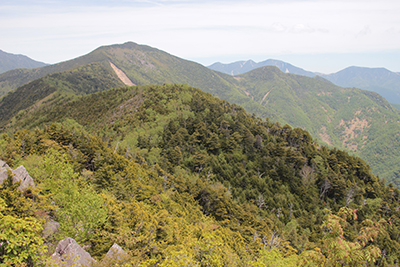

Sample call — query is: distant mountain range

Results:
[208,59,315,77]
[2,42,400,187]
[209,60,400,105]
[0,49,47,74]
[319,66,400,106]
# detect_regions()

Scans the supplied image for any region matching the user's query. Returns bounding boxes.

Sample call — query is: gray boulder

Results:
[0,162,35,191]
[51,237,95,266]
[12,165,35,191]
[0,168,8,186]
[0,161,10,185]
[105,243,128,260]
[0,160,9,169]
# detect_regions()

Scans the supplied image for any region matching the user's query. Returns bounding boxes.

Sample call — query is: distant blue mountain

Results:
[208,59,315,77]
[0,49,47,74]
[319,66,400,105]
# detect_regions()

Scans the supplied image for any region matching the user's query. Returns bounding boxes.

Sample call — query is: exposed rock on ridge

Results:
[103,243,129,263]
[0,161,35,191]
[50,238,128,266]
[51,237,95,266]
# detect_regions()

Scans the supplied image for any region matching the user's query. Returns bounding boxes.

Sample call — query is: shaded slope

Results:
[0,46,112,97]
[0,62,124,128]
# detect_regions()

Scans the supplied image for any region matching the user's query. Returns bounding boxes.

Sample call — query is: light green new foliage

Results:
[54,180,107,244]
[35,149,107,244]
[0,197,46,266]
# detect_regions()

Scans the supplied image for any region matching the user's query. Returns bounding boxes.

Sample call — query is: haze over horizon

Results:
[1,0,399,74]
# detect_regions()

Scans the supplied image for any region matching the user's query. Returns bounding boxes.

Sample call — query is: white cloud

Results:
[270,23,286,33]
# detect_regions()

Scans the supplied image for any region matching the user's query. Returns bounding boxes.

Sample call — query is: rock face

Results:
[0,162,35,191]
[0,160,10,185]
[0,160,9,169]
[105,243,128,260]
[0,168,8,186]
[12,165,35,191]
[51,237,95,266]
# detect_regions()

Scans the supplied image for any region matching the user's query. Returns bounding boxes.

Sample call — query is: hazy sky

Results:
[1,0,399,73]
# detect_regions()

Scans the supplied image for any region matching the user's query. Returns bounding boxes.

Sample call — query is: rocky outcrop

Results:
[103,243,129,262]
[12,165,35,191]
[51,237,95,266]
[50,239,129,266]
[0,161,35,191]
[0,160,10,185]
[0,169,8,186]
[0,160,9,169]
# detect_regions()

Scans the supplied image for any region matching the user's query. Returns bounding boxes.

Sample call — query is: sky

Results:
[1,0,400,74]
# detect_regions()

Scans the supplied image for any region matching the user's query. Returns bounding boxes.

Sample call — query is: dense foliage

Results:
[232,67,400,186]
[1,84,400,266]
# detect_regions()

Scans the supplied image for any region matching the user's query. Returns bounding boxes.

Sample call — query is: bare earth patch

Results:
[109,61,135,86]
[260,90,272,106]
[319,126,332,146]
[338,117,370,150]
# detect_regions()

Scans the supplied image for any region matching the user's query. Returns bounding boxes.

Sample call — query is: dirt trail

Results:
[260,90,271,105]
[109,61,135,86]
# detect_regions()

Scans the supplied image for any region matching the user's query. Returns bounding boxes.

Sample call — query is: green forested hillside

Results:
[0,46,113,97]
[1,84,400,266]
[230,66,400,186]
[2,42,400,187]
[0,42,274,122]
[0,62,124,127]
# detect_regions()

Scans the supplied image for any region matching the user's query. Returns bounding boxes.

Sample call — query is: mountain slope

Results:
[2,83,400,265]
[0,62,125,127]
[208,59,315,77]
[2,42,400,186]
[0,46,113,97]
[320,66,400,105]
[0,49,47,74]
[0,41,277,125]
[209,61,400,106]
[230,66,400,186]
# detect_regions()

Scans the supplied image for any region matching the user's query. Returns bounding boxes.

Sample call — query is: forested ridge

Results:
[1,84,400,266]
[2,42,400,187]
